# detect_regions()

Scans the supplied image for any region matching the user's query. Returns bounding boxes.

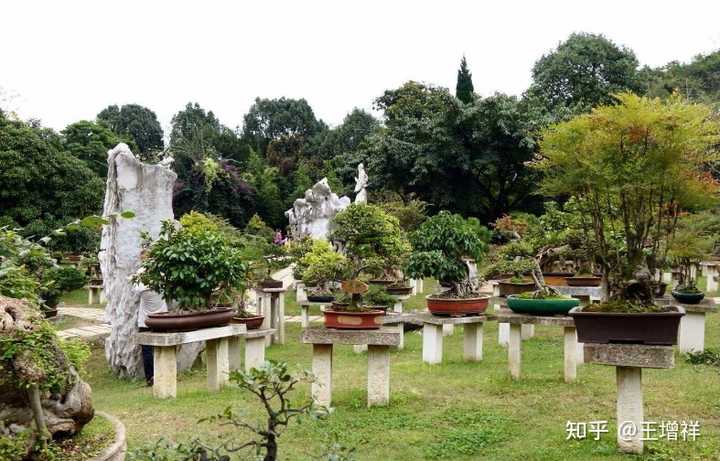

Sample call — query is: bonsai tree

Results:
[244,214,286,285]
[667,227,713,294]
[405,211,488,298]
[300,240,348,297]
[135,214,248,310]
[536,93,720,309]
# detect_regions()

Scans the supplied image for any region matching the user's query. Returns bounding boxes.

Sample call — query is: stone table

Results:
[388,294,411,348]
[228,328,276,372]
[299,301,329,328]
[655,296,717,352]
[584,343,674,454]
[490,286,535,345]
[494,307,581,383]
[700,261,720,293]
[255,287,286,345]
[301,327,400,407]
[416,313,488,364]
[87,283,104,305]
[137,324,246,399]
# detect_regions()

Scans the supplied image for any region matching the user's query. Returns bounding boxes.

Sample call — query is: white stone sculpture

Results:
[285,178,350,240]
[354,163,368,204]
[100,144,198,378]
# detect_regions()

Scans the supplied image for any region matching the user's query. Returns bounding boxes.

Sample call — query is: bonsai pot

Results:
[386,285,413,296]
[569,305,685,345]
[651,281,668,297]
[146,308,234,332]
[323,309,385,329]
[232,315,264,330]
[497,279,536,297]
[261,278,283,289]
[43,307,59,319]
[542,272,575,286]
[565,275,602,287]
[368,279,393,287]
[426,295,489,316]
[506,294,580,315]
[671,290,705,305]
[307,294,335,303]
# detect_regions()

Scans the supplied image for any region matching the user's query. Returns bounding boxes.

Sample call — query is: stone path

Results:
[56,306,110,340]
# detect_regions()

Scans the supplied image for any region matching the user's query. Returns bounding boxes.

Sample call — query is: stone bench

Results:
[302,327,400,407]
[584,343,674,454]
[137,324,248,399]
[255,287,286,345]
[493,307,581,383]
[699,261,720,292]
[86,284,104,304]
[416,313,488,364]
[655,296,717,353]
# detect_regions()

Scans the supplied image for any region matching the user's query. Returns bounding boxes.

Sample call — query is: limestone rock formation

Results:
[285,178,351,240]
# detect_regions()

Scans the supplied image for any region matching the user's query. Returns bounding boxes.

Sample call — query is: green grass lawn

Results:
[82,281,720,461]
[61,288,105,307]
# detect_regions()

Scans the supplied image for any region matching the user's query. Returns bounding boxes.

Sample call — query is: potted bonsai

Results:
[505,260,580,315]
[486,258,538,297]
[536,93,719,345]
[325,204,410,329]
[405,211,490,316]
[300,240,347,303]
[668,229,712,305]
[134,216,248,332]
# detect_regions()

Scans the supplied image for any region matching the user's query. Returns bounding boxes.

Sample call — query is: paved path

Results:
[56,306,111,340]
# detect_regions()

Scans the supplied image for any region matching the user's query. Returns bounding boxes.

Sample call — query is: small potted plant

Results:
[486,258,537,297]
[134,216,248,332]
[536,94,719,344]
[405,211,490,316]
[506,261,580,315]
[300,240,347,303]
[668,229,712,305]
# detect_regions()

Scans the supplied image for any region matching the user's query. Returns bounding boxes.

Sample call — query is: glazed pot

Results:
[261,278,284,289]
[323,309,385,329]
[569,305,685,345]
[497,279,536,297]
[426,295,490,316]
[671,290,705,305]
[386,285,413,296]
[565,276,602,287]
[651,281,668,297]
[231,315,264,330]
[146,308,234,332]
[542,272,575,286]
[307,294,335,303]
[506,294,580,315]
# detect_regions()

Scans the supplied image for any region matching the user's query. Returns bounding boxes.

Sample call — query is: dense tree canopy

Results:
[61,120,129,177]
[641,50,720,104]
[97,104,164,157]
[243,97,326,153]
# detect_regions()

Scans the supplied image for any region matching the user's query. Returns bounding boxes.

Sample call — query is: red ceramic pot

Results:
[426,295,490,316]
[323,309,385,330]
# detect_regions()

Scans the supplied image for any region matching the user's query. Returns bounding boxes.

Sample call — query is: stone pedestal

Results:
[417,313,486,364]
[584,343,674,455]
[700,261,719,293]
[87,285,103,305]
[299,301,328,328]
[256,287,286,345]
[656,297,716,353]
[137,324,246,399]
[389,294,410,349]
[494,308,579,382]
[228,328,275,372]
[302,327,400,407]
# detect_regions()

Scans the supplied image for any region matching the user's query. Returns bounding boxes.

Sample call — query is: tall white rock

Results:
[100,144,176,378]
[285,178,350,240]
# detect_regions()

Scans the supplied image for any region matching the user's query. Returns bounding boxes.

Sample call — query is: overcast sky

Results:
[2,0,719,135]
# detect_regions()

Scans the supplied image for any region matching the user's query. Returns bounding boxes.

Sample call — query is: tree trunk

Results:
[264,433,278,461]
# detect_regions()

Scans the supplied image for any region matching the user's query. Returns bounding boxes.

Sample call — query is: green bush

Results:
[300,240,348,289]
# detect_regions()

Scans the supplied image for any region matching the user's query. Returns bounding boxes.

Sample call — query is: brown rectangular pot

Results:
[569,305,685,345]
[497,280,536,297]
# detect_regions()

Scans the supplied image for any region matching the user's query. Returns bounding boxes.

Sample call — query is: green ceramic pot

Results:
[506,294,580,315]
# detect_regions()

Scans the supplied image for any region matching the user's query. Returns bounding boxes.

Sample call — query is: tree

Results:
[456,55,475,104]
[536,93,719,303]
[243,97,326,153]
[97,104,164,157]
[527,33,642,117]
[640,50,720,104]
[62,120,128,176]
[0,117,104,241]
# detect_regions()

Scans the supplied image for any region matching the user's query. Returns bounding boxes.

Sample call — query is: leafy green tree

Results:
[456,55,475,104]
[242,151,285,228]
[527,33,642,117]
[640,50,720,105]
[97,104,164,157]
[62,120,129,176]
[243,97,326,153]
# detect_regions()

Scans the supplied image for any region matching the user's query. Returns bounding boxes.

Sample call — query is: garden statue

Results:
[285,178,350,240]
[354,163,368,204]
[100,144,198,378]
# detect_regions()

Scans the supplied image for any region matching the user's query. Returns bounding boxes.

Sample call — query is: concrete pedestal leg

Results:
[393,302,402,313]
[443,323,455,336]
[311,344,333,407]
[521,324,534,339]
[353,344,368,354]
[679,312,706,353]
[463,323,483,361]
[417,279,424,294]
[276,293,285,345]
[301,305,310,328]
[99,288,106,304]
[508,323,522,379]
[228,336,242,371]
[563,326,578,383]
[616,366,643,454]
[153,346,177,399]
[707,267,719,293]
[396,323,405,350]
[422,324,443,364]
[245,336,266,371]
[410,279,417,295]
[367,345,390,407]
[498,322,509,346]
[577,342,585,364]
[206,338,229,391]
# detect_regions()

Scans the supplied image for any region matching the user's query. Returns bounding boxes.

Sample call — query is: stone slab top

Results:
[583,343,674,369]
[493,307,575,327]
[699,260,720,268]
[299,301,332,307]
[390,294,411,301]
[257,287,287,293]
[380,312,424,326]
[87,285,103,289]
[654,296,717,313]
[137,324,247,347]
[245,328,276,339]
[414,312,488,325]
[553,286,605,298]
[302,327,400,346]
